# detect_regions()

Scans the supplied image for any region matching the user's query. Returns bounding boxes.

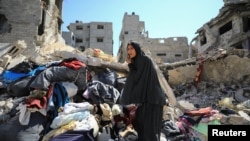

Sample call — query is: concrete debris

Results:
[238,110,250,121]
[0,0,250,140]
[0,41,249,126]
[220,114,250,125]
[0,39,250,141]
[2,29,250,141]
[241,100,250,108]
[234,87,250,103]
[164,50,250,86]
[0,40,27,70]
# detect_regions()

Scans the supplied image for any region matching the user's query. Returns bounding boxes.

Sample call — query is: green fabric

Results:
[192,119,220,136]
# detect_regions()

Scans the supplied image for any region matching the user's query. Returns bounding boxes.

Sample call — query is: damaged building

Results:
[62,21,113,55]
[190,0,250,56]
[117,12,190,64]
[163,0,250,86]
[0,0,64,58]
[0,0,250,141]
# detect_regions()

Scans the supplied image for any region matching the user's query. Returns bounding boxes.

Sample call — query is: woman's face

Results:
[127,44,136,58]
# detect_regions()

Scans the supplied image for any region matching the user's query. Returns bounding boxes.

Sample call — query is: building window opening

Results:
[57,17,63,33]
[175,54,182,57]
[97,25,104,29]
[157,53,166,56]
[76,25,83,30]
[38,10,45,35]
[97,38,104,42]
[76,38,83,43]
[219,21,232,35]
[243,17,250,32]
[200,32,207,45]
[124,31,128,34]
[0,14,12,34]
[234,43,243,49]
[8,46,18,55]
[234,38,250,50]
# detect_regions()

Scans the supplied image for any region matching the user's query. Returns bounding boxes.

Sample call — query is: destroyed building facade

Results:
[0,0,64,57]
[62,21,113,55]
[0,0,189,64]
[191,0,250,56]
[165,0,250,86]
[117,12,189,64]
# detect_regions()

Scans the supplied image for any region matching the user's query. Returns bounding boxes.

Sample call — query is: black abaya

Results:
[120,41,167,141]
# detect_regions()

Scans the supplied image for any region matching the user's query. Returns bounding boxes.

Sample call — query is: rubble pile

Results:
[166,48,250,120]
[172,81,250,124]
[0,41,250,141]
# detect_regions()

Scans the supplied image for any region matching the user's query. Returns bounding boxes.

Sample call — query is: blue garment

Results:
[3,66,46,86]
[51,82,69,117]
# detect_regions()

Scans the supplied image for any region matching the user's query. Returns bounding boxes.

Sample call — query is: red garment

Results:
[194,57,205,86]
[113,105,138,126]
[25,84,53,109]
[60,59,91,81]
[184,107,212,117]
[60,60,86,70]
[26,96,47,109]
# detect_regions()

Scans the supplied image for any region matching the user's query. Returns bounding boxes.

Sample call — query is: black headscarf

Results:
[120,41,166,105]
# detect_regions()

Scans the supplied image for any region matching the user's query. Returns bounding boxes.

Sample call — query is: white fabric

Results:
[111,104,123,116]
[60,102,93,115]
[50,110,90,129]
[62,82,78,97]
[17,103,30,125]
[74,114,99,137]
[17,103,47,125]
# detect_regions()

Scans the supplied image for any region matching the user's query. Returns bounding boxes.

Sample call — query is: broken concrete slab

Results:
[166,54,250,86]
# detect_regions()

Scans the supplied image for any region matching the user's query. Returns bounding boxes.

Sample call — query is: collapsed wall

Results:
[167,50,250,86]
[0,0,64,58]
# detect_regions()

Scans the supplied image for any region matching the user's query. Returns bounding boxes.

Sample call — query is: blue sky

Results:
[62,0,224,55]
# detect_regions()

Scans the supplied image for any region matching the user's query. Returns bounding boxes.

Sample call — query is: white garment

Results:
[50,110,90,129]
[17,103,47,125]
[60,102,93,115]
[74,114,99,137]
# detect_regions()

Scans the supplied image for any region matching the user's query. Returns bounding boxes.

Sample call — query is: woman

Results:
[120,41,167,141]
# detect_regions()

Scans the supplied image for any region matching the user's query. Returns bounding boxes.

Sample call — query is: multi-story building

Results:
[117,12,189,64]
[62,21,113,55]
[191,0,250,56]
[0,0,64,57]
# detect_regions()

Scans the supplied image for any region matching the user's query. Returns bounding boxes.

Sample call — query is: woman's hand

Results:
[126,54,131,64]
